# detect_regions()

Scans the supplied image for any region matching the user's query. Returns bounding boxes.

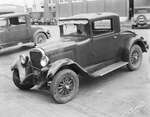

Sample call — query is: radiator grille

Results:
[29,51,43,69]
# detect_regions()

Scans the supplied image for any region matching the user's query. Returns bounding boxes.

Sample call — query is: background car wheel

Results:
[13,70,35,90]
[35,33,46,44]
[50,69,79,104]
[127,45,142,71]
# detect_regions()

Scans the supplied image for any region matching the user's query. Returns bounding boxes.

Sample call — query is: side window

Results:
[9,16,26,26]
[92,19,113,36]
[18,16,26,24]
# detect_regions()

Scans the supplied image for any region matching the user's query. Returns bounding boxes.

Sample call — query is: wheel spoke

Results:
[131,50,140,65]
[58,76,74,97]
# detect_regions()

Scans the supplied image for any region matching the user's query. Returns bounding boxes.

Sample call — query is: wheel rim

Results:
[57,76,74,97]
[130,50,139,65]
[37,35,44,43]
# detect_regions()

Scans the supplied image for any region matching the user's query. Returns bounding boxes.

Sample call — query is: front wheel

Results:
[35,33,46,44]
[50,69,79,104]
[13,70,35,90]
[127,45,143,71]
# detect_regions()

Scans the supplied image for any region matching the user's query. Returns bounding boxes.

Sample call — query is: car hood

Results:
[38,39,77,54]
[29,39,77,68]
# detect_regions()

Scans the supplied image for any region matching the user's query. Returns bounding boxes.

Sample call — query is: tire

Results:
[35,33,46,44]
[50,69,79,104]
[127,45,143,71]
[13,70,35,90]
[137,15,147,25]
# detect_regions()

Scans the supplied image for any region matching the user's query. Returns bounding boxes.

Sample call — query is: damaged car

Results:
[11,12,148,104]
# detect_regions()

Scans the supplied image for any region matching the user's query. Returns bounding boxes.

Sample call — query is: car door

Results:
[8,16,28,44]
[91,18,119,63]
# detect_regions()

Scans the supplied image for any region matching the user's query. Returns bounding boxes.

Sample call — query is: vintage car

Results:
[11,12,148,104]
[0,13,49,50]
[132,6,150,29]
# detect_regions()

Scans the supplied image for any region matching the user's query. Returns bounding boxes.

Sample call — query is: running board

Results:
[92,61,128,77]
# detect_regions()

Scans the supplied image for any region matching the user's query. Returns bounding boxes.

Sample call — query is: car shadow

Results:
[133,25,150,29]
[78,66,130,94]
[0,44,34,56]
[13,67,130,104]
[16,87,56,104]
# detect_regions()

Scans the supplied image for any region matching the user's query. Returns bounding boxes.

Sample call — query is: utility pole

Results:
[129,0,134,20]
[44,0,50,19]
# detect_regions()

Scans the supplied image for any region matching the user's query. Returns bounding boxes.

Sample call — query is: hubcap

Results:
[131,50,139,65]
[58,76,74,97]
[37,36,43,43]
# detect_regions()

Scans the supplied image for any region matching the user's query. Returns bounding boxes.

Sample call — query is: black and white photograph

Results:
[0,0,150,117]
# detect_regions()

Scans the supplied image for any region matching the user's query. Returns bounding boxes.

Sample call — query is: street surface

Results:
[0,25,150,117]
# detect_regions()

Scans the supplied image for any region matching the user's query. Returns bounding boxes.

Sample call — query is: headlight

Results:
[20,55,27,65]
[40,55,49,67]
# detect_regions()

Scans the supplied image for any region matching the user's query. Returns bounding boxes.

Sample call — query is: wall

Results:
[55,0,150,18]
[135,0,150,7]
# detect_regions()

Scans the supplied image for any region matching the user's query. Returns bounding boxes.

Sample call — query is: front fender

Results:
[46,58,89,79]
[11,57,26,82]
[11,57,33,83]
[122,37,148,61]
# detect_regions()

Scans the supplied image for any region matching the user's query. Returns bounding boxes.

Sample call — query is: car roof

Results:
[59,12,118,21]
[0,13,29,18]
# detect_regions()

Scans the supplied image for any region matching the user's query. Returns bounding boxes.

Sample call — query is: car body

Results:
[132,6,150,29]
[11,12,148,104]
[0,13,48,50]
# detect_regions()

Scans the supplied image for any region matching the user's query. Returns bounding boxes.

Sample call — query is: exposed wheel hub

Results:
[58,77,74,97]
[131,50,139,65]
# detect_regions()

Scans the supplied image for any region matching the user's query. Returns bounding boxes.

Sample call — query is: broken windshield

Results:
[59,20,89,37]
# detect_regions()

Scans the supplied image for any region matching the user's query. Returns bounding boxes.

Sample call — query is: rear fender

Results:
[31,28,48,42]
[122,37,147,61]
[46,58,89,79]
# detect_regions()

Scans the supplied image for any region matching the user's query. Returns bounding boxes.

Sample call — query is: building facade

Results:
[24,0,150,20]
[53,0,150,21]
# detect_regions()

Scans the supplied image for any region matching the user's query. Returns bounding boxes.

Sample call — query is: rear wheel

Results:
[13,70,35,90]
[35,33,46,44]
[127,45,143,71]
[50,69,79,104]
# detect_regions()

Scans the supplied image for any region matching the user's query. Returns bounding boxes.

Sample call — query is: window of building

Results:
[92,19,113,36]
[72,0,82,2]
[87,0,95,1]
[49,0,55,4]
[59,0,68,4]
